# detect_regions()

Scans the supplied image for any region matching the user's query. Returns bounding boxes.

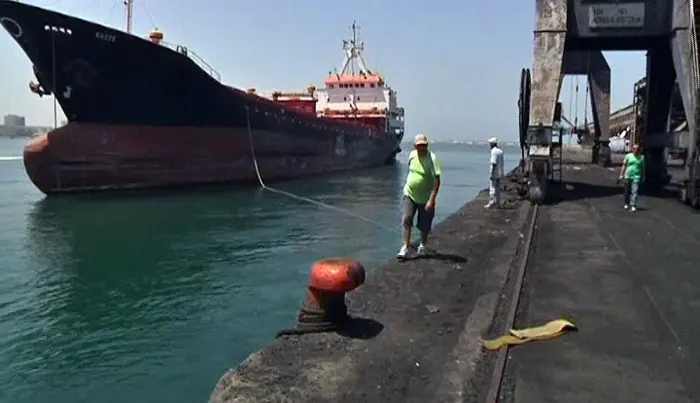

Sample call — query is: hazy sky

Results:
[0,0,646,141]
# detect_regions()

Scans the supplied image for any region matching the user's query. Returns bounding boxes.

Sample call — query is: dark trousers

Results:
[402,195,435,233]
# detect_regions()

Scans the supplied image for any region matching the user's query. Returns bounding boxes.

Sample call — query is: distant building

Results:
[3,114,26,127]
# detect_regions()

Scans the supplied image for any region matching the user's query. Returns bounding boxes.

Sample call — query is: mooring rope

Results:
[244,104,400,235]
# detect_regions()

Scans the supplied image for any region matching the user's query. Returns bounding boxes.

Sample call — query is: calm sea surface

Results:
[0,137,517,403]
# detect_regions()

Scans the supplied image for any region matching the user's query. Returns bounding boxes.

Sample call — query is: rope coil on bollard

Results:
[276,304,346,337]
[276,257,366,337]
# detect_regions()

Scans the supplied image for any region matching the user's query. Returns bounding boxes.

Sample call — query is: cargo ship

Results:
[0,0,405,194]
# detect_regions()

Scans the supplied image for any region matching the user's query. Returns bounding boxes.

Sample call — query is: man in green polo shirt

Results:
[397,134,442,259]
[619,143,645,212]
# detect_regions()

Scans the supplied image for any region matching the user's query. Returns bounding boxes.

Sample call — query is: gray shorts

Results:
[402,195,435,233]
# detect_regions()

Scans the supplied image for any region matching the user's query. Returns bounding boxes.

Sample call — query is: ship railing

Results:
[160,40,222,82]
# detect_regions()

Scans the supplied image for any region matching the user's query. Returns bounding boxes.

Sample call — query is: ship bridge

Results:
[314,21,404,138]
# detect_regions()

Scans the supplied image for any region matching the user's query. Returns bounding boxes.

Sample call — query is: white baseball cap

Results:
[414,134,428,145]
[488,137,498,144]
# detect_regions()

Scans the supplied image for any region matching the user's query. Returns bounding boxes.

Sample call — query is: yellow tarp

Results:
[482,319,578,350]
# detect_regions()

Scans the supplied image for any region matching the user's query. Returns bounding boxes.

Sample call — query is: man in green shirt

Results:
[619,143,645,212]
[397,134,442,259]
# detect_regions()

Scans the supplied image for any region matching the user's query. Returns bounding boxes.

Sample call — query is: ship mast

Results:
[124,0,134,33]
[339,21,371,76]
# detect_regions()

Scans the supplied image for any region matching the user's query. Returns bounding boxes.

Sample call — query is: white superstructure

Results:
[315,21,404,139]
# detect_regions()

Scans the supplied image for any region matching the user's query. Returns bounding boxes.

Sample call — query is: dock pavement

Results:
[496,152,700,403]
[209,145,700,403]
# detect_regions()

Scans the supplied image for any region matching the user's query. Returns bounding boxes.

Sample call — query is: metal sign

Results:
[588,3,645,29]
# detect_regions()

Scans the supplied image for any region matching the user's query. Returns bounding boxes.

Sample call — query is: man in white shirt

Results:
[486,137,504,209]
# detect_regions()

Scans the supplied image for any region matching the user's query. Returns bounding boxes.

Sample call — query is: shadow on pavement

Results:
[545,181,622,205]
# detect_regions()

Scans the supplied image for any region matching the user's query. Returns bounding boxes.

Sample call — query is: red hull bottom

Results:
[23,123,398,195]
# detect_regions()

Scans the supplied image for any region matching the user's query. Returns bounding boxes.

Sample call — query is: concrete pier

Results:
[209,167,532,403]
[208,147,700,402]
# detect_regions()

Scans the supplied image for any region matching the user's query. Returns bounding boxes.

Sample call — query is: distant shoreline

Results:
[0,125,51,138]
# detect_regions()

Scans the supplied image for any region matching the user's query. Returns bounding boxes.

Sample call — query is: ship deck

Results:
[209,147,700,403]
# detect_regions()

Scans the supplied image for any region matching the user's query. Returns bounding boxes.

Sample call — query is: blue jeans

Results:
[623,178,639,207]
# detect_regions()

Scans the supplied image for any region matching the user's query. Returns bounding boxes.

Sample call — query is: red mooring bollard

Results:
[276,257,366,337]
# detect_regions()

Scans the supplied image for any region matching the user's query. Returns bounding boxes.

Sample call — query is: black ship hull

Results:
[0,1,404,194]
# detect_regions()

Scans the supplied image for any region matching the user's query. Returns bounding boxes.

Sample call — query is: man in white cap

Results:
[397,133,442,260]
[486,137,504,209]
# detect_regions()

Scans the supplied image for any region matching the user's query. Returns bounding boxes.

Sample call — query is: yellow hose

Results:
[482,319,578,350]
